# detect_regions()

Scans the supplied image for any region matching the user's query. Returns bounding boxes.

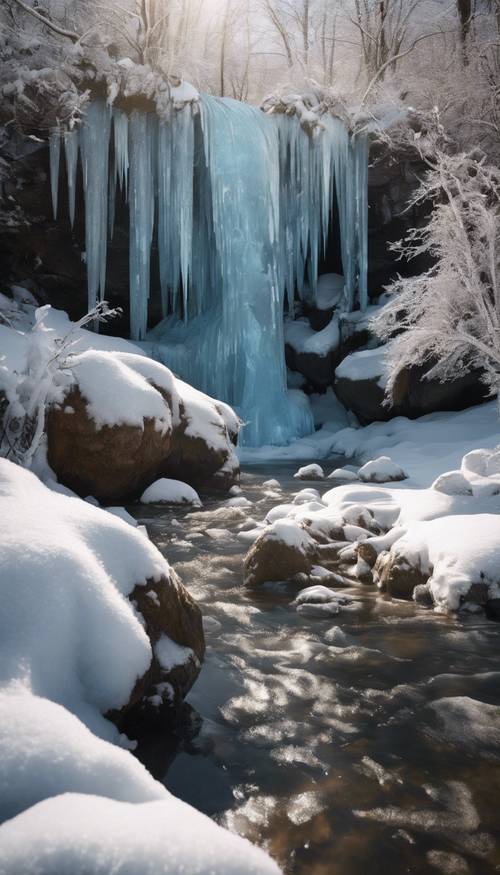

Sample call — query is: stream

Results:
[133,462,500,875]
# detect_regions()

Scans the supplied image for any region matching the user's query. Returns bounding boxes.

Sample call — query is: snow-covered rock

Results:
[141,479,202,507]
[244,520,316,586]
[0,459,204,726]
[376,514,500,612]
[294,464,325,481]
[0,314,240,503]
[431,471,473,496]
[358,456,407,483]
[328,467,359,482]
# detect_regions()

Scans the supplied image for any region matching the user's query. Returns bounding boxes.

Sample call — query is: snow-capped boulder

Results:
[0,459,204,733]
[46,350,239,502]
[431,470,473,496]
[375,514,500,612]
[358,456,407,483]
[244,519,317,586]
[140,479,202,507]
[334,346,488,425]
[285,315,340,389]
[293,464,325,481]
[328,467,359,482]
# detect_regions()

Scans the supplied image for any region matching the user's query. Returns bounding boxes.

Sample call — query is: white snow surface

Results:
[0,794,282,875]
[389,515,500,611]
[141,478,202,507]
[285,316,339,357]
[335,345,388,386]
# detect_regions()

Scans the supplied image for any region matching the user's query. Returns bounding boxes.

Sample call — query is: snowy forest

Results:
[0,1,500,874]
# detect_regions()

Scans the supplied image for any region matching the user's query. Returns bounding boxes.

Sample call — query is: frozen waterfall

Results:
[49,95,368,447]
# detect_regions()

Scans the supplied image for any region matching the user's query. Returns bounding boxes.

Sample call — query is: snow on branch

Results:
[373,118,500,405]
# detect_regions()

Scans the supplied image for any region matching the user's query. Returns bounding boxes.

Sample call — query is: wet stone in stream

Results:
[130,462,500,875]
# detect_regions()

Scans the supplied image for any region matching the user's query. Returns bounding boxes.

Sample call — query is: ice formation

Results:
[49,95,368,446]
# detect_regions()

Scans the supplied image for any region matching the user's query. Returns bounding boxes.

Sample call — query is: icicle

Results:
[54,95,369,447]
[128,111,155,340]
[49,130,61,220]
[79,100,112,311]
[113,109,129,197]
[63,129,78,229]
[354,132,369,310]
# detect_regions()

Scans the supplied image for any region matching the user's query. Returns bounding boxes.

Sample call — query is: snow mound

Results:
[432,471,472,496]
[140,479,202,507]
[358,456,407,483]
[0,793,282,875]
[294,464,325,481]
[267,519,316,552]
[328,467,359,482]
[0,458,172,717]
[0,689,165,824]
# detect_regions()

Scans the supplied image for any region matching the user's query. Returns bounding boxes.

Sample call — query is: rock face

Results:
[109,569,205,735]
[47,388,173,503]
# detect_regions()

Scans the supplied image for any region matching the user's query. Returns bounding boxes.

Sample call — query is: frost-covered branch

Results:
[0,302,120,468]
[373,138,500,403]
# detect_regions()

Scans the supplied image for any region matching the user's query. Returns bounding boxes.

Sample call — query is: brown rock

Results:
[160,399,239,493]
[109,568,205,735]
[47,388,172,504]
[374,550,429,600]
[244,528,316,586]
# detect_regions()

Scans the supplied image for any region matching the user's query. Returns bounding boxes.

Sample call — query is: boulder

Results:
[46,353,240,503]
[160,399,239,493]
[335,348,488,425]
[109,568,205,735]
[47,388,172,504]
[374,550,429,600]
[244,520,317,586]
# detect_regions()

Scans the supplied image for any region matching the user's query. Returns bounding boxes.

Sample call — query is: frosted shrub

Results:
[0,302,118,467]
[374,138,500,403]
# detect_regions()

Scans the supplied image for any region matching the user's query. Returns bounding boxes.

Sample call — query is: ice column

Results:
[79,100,112,311]
[128,111,155,340]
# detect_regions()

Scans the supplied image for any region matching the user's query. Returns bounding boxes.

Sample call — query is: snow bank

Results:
[141,479,202,507]
[389,515,500,611]
[0,794,282,875]
[329,402,500,487]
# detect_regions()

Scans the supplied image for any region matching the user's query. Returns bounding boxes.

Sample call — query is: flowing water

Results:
[134,462,500,875]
